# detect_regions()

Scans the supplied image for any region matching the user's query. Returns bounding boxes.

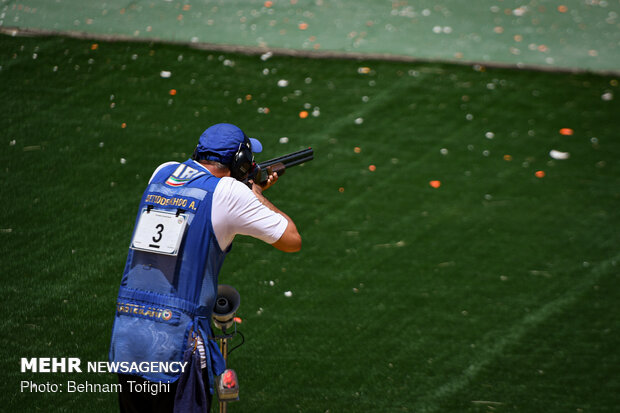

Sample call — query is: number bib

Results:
[131,209,188,255]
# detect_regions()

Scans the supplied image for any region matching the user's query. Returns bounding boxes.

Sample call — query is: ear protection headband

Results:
[192,134,255,181]
[191,147,202,161]
[229,134,255,181]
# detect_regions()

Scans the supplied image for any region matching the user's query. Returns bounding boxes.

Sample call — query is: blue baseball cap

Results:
[195,123,262,164]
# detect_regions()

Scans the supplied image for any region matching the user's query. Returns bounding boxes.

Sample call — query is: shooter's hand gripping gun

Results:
[245,147,314,188]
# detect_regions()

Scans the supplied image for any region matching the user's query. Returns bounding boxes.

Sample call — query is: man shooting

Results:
[109,123,302,412]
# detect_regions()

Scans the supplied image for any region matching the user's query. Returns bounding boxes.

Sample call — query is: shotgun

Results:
[246,147,314,187]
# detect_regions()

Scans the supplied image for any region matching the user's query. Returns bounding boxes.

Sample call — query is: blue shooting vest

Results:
[109,159,227,389]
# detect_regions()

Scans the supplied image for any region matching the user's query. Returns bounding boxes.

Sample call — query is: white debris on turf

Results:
[284,291,292,297]
[160,70,172,78]
[549,150,570,160]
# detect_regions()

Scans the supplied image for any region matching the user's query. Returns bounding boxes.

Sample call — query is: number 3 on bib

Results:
[131,209,188,255]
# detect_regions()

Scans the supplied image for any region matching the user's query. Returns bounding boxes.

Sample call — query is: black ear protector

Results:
[192,134,255,181]
[229,134,255,181]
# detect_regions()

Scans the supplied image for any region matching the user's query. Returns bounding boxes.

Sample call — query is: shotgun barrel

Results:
[249,147,313,186]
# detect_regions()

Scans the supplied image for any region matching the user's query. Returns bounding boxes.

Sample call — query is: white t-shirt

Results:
[149,161,288,251]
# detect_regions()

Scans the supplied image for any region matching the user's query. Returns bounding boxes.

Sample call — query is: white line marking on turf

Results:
[413,255,619,413]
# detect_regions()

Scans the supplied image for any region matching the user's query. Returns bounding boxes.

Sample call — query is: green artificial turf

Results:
[3,0,620,72]
[1,34,619,412]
